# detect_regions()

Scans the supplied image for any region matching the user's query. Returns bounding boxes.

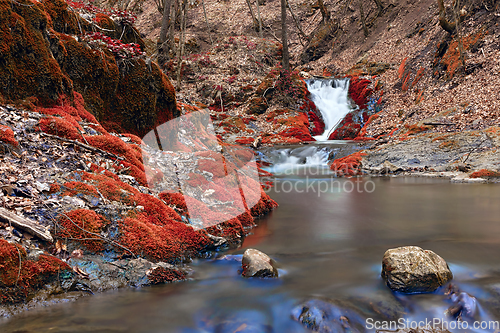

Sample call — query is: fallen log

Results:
[0,207,53,242]
[423,122,455,126]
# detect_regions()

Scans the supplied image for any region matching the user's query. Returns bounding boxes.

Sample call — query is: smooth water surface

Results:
[2,175,500,332]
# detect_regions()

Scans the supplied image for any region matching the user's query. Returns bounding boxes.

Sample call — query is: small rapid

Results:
[258,141,364,176]
[306,78,354,141]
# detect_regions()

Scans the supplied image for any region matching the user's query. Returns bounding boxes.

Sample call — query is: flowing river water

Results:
[2,143,500,332]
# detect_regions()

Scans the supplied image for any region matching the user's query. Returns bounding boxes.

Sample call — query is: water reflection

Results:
[2,178,500,332]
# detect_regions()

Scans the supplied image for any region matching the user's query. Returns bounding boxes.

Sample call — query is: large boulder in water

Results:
[241,249,278,278]
[381,246,453,293]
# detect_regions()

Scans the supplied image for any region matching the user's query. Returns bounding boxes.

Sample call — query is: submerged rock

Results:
[241,249,278,278]
[381,246,453,293]
[291,299,367,333]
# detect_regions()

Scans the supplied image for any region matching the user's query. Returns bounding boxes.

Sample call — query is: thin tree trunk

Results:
[202,0,213,44]
[176,0,187,91]
[168,1,175,53]
[255,0,263,38]
[360,0,369,37]
[281,0,289,70]
[287,0,307,43]
[158,0,172,44]
[245,0,258,30]
[455,0,466,70]
[438,0,457,33]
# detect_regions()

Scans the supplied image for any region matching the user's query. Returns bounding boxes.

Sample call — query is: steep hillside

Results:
[125,0,500,178]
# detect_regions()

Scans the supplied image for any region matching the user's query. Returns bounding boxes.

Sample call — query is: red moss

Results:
[205,218,244,245]
[329,113,361,140]
[197,158,226,178]
[39,116,81,140]
[279,127,314,141]
[0,0,72,104]
[469,169,500,178]
[242,116,256,124]
[401,74,411,92]
[439,31,484,79]
[135,193,182,223]
[0,125,19,147]
[415,89,424,104]
[329,151,366,177]
[119,215,210,262]
[274,112,314,142]
[72,92,98,123]
[62,181,99,197]
[404,124,431,135]
[237,210,255,228]
[348,77,373,110]
[49,183,61,193]
[0,239,71,304]
[120,161,147,186]
[398,57,408,79]
[57,209,107,252]
[147,266,186,285]
[159,192,188,212]
[79,171,139,204]
[235,137,255,144]
[250,190,278,217]
[89,163,120,181]
[122,133,144,145]
[185,172,207,187]
[83,135,146,185]
[412,67,425,87]
[261,134,302,145]
[308,111,324,136]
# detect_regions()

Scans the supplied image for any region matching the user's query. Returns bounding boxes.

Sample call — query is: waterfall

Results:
[306,78,353,141]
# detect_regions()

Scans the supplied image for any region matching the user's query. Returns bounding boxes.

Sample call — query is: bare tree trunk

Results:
[454,0,466,70]
[168,1,175,52]
[255,0,263,38]
[438,0,458,34]
[281,0,290,70]
[360,0,368,37]
[317,0,329,22]
[202,0,213,45]
[287,0,307,43]
[245,0,258,30]
[158,0,172,45]
[175,0,187,91]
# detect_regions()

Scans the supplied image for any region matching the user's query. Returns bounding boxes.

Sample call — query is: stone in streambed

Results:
[241,249,278,278]
[381,246,453,293]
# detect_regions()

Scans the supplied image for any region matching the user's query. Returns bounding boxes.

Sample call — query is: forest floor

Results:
[125,0,500,180]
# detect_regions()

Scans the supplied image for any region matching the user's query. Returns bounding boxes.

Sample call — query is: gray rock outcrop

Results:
[381,246,453,293]
[241,248,278,278]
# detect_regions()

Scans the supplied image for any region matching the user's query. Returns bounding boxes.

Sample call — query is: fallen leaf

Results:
[73,266,90,279]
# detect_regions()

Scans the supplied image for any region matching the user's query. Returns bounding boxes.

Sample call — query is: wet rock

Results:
[382,246,453,293]
[241,248,278,278]
[372,160,403,174]
[68,256,188,292]
[291,299,366,333]
[446,291,477,318]
[444,284,477,319]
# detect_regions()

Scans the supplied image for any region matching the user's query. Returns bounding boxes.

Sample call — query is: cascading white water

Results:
[306,78,353,141]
